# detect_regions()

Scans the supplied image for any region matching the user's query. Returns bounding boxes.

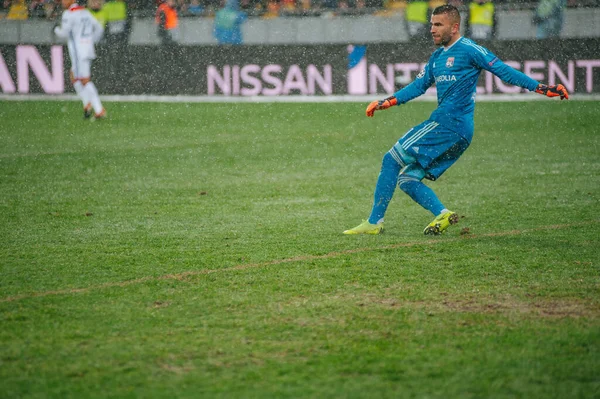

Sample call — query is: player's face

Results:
[430,13,458,46]
[61,0,74,9]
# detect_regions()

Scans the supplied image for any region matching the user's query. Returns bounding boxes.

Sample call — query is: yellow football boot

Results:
[343,220,384,235]
[423,211,458,235]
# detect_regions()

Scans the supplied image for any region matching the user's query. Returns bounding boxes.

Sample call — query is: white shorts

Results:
[71,58,92,80]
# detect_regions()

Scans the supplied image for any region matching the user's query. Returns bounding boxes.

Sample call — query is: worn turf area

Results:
[1,100,599,398]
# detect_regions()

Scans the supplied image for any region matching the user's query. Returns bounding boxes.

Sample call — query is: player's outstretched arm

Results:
[366,96,398,117]
[535,84,569,100]
[473,44,570,101]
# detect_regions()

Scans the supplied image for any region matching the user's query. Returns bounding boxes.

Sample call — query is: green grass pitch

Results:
[1,100,599,398]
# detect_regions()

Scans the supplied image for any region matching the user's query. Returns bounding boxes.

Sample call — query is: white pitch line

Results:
[1,220,598,304]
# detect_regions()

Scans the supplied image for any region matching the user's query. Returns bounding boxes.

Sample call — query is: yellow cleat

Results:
[423,211,459,235]
[343,220,384,235]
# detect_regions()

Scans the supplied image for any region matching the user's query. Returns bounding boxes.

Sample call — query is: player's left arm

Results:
[472,45,569,100]
[90,14,105,43]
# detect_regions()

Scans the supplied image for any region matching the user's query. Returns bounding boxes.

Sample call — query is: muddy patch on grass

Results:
[437,295,600,319]
[329,290,599,319]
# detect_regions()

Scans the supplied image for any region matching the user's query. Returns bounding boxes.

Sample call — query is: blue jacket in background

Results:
[213,0,247,45]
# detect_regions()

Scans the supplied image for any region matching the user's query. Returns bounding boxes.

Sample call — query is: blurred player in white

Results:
[54,0,106,119]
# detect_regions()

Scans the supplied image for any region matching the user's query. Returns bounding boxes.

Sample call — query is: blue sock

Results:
[398,178,445,216]
[368,152,401,224]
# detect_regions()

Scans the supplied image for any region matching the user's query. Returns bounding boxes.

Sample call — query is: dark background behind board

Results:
[1,39,599,95]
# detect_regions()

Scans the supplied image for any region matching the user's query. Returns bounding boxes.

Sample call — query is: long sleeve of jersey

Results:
[391,58,435,105]
[91,17,104,43]
[471,47,539,91]
[54,14,71,39]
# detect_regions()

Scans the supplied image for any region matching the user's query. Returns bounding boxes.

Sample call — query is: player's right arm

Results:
[366,57,435,117]
[53,12,71,38]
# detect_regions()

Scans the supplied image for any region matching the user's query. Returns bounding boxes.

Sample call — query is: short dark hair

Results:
[432,4,461,24]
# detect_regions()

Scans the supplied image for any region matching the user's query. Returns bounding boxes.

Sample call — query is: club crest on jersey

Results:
[446,57,455,68]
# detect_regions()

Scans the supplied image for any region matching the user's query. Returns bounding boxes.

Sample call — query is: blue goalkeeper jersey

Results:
[392,37,540,143]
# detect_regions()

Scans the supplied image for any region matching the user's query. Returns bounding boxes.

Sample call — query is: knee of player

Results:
[383,147,412,169]
[398,175,417,192]
[398,164,426,191]
[71,77,91,86]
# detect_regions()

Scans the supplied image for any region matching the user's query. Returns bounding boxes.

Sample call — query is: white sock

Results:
[84,81,103,114]
[73,80,89,108]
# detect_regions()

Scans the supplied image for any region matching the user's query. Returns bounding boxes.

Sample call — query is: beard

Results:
[433,32,453,46]
[439,33,452,46]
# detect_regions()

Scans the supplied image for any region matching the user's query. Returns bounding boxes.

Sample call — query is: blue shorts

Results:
[398,120,470,181]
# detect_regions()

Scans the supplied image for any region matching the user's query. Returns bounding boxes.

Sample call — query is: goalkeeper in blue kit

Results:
[344,4,569,236]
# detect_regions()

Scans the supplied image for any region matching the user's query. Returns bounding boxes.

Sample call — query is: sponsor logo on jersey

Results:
[446,57,454,68]
[488,57,499,66]
[416,68,426,79]
[435,74,457,83]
